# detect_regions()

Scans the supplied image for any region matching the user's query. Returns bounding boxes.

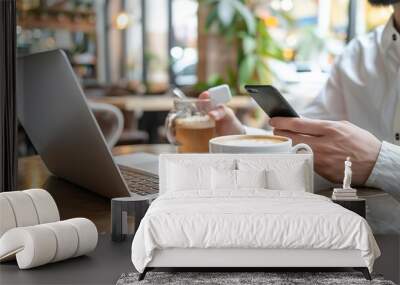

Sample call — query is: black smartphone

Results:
[245,85,299,118]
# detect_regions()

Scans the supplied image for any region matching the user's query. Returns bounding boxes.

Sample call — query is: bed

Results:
[131,154,380,280]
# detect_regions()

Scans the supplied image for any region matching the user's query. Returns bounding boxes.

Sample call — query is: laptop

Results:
[17,49,159,199]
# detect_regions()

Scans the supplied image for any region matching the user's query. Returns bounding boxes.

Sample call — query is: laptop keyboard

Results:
[118,165,159,196]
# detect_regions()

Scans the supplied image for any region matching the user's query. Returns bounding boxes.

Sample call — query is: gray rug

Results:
[116,272,395,285]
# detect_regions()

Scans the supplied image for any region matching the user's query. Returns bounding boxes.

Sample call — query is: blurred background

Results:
[16,0,393,156]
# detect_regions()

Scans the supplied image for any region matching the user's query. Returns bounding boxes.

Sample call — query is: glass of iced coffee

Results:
[165,98,216,153]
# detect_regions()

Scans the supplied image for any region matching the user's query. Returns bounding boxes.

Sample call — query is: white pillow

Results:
[166,158,236,193]
[211,168,236,190]
[167,162,210,191]
[236,169,267,189]
[237,159,307,192]
[266,163,306,191]
[211,169,267,191]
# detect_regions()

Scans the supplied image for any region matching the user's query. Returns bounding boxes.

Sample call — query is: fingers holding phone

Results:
[245,85,299,118]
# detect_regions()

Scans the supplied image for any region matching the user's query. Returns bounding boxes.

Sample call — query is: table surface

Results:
[88,94,254,112]
[4,144,398,284]
[14,144,387,234]
[1,145,174,285]
[0,235,134,285]
[16,144,175,234]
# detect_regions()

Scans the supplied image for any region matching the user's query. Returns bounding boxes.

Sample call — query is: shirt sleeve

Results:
[301,56,348,121]
[366,141,400,202]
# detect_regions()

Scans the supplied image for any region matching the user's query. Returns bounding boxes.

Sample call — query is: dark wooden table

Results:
[1,145,174,285]
[16,144,175,234]
[319,188,388,220]
[3,146,399,284]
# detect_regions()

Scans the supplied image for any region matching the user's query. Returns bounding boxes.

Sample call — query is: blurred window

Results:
[170,0,198,86]
[125,0,143,86]
[16,0,99,86]
[363,0,393,31]
[255,0,393,73]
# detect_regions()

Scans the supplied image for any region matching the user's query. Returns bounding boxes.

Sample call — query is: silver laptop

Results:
[17,49,159,199]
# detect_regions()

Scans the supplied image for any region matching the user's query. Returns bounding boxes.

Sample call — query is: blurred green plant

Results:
[199,0,284,93]
[195,73,226,91]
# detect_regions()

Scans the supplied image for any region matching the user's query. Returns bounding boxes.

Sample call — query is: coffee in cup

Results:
[175,115,216,153]
[209,135,312,154]
[165,98,216,153]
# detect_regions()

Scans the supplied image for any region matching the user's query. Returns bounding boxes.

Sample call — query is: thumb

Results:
[198,91,209,100]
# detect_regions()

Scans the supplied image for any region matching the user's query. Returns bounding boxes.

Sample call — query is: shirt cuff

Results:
[243,126,271,135]
[366,141,400,201]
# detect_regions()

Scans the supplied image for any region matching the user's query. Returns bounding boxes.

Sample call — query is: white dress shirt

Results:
[244,17,400,233]
[302,16,400,202]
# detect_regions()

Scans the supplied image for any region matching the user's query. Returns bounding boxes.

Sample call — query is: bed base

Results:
[354,267,372,280]
[138,267,371,281]
[138,248,372,281]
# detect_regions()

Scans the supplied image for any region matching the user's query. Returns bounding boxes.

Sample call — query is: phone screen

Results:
[245,85,299,118]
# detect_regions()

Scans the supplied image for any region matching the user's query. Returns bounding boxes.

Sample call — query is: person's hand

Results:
[270,117,382,185]
[199,91,245,136]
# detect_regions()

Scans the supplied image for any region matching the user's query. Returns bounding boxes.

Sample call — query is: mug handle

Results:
[165,113,178,145]
[291,143,313,154]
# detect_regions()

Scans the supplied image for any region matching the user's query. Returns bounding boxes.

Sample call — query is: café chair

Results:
[89,102,124,148]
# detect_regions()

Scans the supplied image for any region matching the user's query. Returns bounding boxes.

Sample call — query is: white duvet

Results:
[131,190,380,273]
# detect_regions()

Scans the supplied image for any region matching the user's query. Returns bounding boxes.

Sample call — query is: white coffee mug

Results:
[209,135,312,154]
